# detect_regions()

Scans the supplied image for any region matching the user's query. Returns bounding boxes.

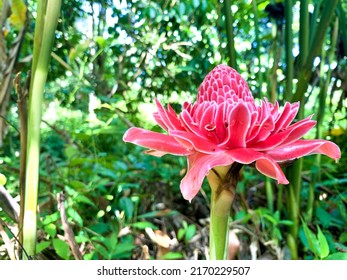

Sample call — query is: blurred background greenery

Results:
[0,0,346,260]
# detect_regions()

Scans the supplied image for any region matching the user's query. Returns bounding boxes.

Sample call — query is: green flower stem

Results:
[265,177,274,213]
[207,164,241,260]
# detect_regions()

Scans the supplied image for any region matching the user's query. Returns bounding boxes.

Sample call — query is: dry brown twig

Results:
[57,192,83,260]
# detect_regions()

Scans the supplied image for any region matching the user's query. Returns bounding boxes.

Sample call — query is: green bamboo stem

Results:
[292,0,339,103]
[207,164,241,260]
[284,0,293,100]
[299,0,309,68]
[22,0,61,258]
[252,0,262,98]
[224,0,237,69]
[307,18,339,222]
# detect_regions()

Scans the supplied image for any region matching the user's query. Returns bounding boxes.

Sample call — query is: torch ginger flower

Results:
[123,65,341,201]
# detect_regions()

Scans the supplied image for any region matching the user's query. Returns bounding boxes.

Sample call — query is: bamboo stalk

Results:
[284,0,293,100]
[292,0,339,103]
[307,18,339,222]
[285,0,308,259]
[252,0,262,97]
[22,0,62,258]
[224,0,237,69]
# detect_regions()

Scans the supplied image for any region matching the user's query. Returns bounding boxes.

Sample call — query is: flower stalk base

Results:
[207,164,242,260]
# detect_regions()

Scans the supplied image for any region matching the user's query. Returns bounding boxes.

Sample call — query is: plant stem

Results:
[207,164,241,260]
[224,0,236,69]
[284,0,293,100]
[307,18,339,222]
[265,177,274,213]
[292,0,339,103]
[252,0,262,97]
[22,0,61,257]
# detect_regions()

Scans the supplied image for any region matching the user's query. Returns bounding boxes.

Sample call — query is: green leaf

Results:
[42,212,60,225]
[69,180,87,190]
[324,252,347,260]
[111,243,136,259]
[93,243,109,259]
[185,224,196,242]
[131,221,158,230]
[263,214,277,225]
[339,232,347,243]
[67,207,83,226]
[36,241,51,254]
[89,222,110,234]
[44,223,57,238]
[162,252,183,260]
[119,197,134,219]
[317,226,330,259]
[53,239,70,260]
[316,207,335,228]
[301,220,319,257]
[74,194,95,207]
[177,228,185,241]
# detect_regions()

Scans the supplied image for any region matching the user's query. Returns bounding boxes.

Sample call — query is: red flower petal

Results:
[170,129,221,154]
[225,148,289,184]
[123,127,192,156]
[154,99,182,131]
[180,153,235,201]
[251,116,316,150]
[265,139,341,161]
[221,102,251,148]
[273,102,300,133]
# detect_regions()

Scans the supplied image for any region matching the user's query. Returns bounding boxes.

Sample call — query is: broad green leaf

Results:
[69,180,87,190]
[74,194,95,206]
[42,212,60,225]
[317,226,330,259]
[89,222,110,234]
[324,252,347,260]
[185,224,196,242]
[36,241,51,254]
[53,239,70,260]
[301,220,319,257]
[111,243,136,259]
[44,223,57,238]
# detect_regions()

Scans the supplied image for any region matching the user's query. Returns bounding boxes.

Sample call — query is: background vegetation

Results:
[0,0,346,260]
